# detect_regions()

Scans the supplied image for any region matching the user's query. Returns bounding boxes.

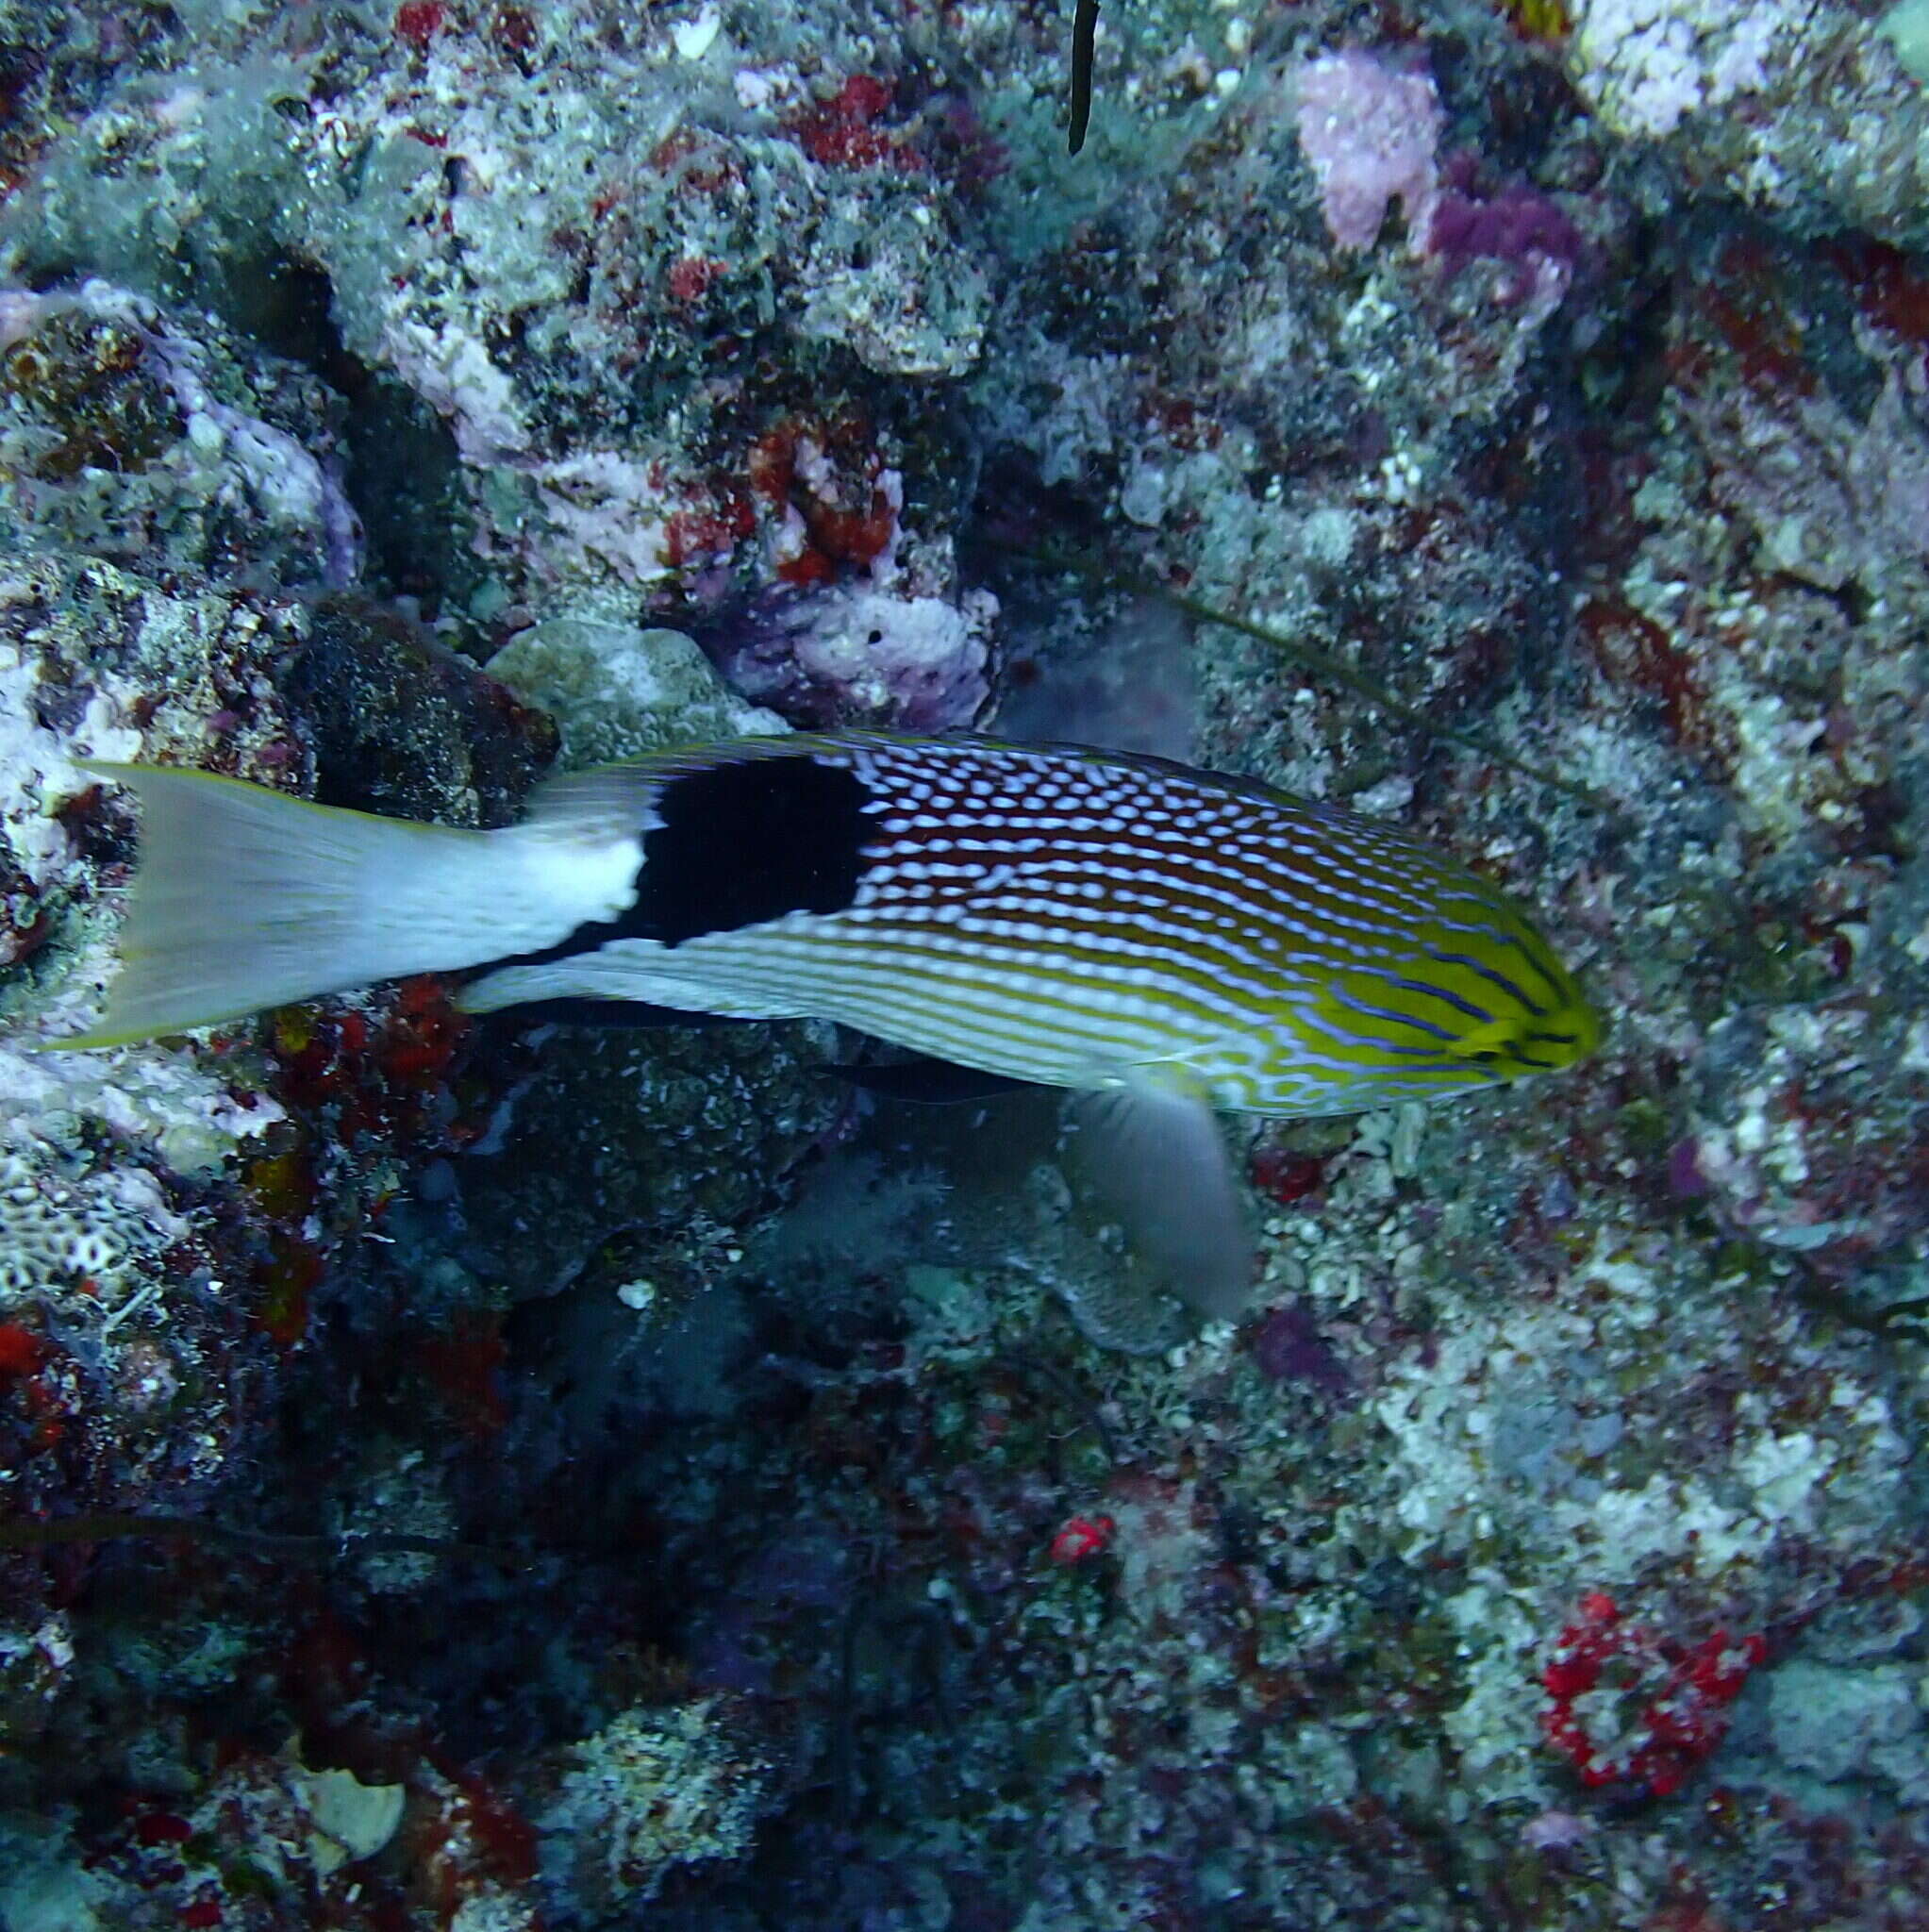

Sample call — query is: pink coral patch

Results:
[1295,50,1443,253]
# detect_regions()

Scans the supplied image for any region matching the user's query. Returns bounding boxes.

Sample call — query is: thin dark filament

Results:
[1070,0,1099,154]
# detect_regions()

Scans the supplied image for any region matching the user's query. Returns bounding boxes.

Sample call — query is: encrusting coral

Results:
[0,1,1924,1926]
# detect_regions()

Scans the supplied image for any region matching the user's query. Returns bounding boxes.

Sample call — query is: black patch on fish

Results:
[493,754,870,971]
[644,756,869,941]
[821,1057,1041,1104]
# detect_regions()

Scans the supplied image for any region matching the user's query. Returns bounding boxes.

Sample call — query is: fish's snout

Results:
[1457,985,1603,1081]
[1565,991,1605,1067]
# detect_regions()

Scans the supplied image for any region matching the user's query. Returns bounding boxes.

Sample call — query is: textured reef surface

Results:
[0,2,1926,1928]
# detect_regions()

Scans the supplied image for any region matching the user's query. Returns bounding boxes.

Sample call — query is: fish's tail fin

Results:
[49,763,558,1049]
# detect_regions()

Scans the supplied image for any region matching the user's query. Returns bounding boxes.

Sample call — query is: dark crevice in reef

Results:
[228,257,361,396]
[337,376,477,619]
[234,254,479,620]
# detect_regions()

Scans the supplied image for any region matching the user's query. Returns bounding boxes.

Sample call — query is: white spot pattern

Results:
[530,736,1577,1116]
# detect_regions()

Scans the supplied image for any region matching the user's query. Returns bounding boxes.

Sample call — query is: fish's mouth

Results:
[1453,997,1603,1078]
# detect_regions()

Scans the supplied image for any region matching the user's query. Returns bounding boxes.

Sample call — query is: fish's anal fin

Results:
[821,1056,1044,1105]
[496,996,742,1031]
[1063,1063,1254,1322]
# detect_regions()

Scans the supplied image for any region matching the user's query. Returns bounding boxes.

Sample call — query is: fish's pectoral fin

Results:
[1063,1063,1254,1322]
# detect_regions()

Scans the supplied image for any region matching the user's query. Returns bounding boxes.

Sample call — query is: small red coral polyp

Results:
[268,977,469,1141]
[663,487,757,569]
[667,256,724,305]
[1249,1144,1325,1206]
[790,76,923,171]
[491,4,537,57]
[746,417,898,584]
[418,1314,509,1438]
[1049,1514,1114,1564]
[1540,1592,1766,1798]
[0,1322,45,1379]
[131,1810,194,1847]
[405,1764,540,1924]
[394,2,445,51]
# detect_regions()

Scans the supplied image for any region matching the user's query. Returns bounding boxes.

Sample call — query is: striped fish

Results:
[54,733,1600,1315]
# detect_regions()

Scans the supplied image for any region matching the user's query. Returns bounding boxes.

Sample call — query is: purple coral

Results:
[712,584,995,731]
[1250,1299,1353,1400]
[1295,50,1443,253]
[1425,155,1590,308]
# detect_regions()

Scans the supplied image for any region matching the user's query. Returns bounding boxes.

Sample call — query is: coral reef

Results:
[1569,0,1929,250]
[539,1698,773,1914]
[0,279,358,586]
[0,0,1924,1926]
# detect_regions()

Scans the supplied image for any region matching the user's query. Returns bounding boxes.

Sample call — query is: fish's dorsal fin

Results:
[519,763,668,840]
[519,734,851,839]
[1063,1061,1254,1321]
